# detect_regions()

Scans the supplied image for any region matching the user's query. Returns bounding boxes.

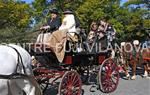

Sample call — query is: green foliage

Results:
[0,0,32,43]
[0,0,31,28]
[76,0,150,41]
[0,27,25,43]
[76,0,123,31]
[121,0,150,41]
[0,0,149,43]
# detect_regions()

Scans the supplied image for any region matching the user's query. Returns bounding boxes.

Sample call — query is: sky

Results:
[22,0,128,4]
[22,0,34,3]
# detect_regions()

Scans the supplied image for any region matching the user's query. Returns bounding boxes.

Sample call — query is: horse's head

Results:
[120,41,133,53]
[133,40,140,47]
[125,42,133,52]
[121,42,126,47]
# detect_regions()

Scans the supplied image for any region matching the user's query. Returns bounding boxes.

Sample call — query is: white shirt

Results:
[59,14,76,36]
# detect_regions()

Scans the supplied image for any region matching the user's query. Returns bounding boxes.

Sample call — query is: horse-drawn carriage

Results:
[27,21,120,95]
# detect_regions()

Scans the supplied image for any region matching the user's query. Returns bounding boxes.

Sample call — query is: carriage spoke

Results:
[58,71,81,95]
[99,58,119,93]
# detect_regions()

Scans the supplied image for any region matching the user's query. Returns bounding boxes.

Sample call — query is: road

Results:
[82,75,150,95]
[44,75,150,95]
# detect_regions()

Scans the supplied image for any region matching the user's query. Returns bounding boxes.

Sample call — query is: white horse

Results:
[0,44,42,95]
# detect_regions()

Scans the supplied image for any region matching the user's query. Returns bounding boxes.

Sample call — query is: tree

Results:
[76,0,150,41]
[0,0,31,28]
[122,0,150,41]
[31,0,149,42]
[1,0,149,43]
[76,0,123,31]
[0,0,32,43]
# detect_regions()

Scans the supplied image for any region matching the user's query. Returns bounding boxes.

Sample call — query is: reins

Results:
[0,44,28,79]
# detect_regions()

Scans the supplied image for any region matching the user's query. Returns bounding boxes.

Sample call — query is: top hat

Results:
[50,9,59,14]
[63,10,73,14]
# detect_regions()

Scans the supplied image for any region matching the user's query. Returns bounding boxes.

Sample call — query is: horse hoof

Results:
[143,71,148,78]
[143,75,148,78]
[143,74,148,78]
[131,76,136,80]
[125,74,130,80]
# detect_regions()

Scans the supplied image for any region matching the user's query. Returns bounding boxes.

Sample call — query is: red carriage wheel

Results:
[58,71,82,95]
[33,68,49,93]
[98,58,119,93]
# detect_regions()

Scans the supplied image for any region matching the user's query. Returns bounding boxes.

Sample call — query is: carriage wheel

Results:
[36,77,49,93]
[98,58,119,93]
[58,71,82,95]
[33,68,49,93]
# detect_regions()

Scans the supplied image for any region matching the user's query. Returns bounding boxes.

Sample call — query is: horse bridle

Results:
[0,45,28,79]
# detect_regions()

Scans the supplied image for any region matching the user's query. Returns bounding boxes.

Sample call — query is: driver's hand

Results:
[40,25,50,30]
[40,27,44,30]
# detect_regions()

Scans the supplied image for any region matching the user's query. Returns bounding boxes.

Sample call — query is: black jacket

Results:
[47,16,61,32]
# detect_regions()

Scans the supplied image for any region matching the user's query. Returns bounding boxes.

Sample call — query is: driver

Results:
[36,8,61,43]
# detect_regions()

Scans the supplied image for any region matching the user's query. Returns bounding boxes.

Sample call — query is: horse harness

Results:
[0,45,28,79]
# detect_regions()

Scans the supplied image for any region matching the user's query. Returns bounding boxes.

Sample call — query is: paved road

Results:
[82,75,150,95]
[44,75,150,95]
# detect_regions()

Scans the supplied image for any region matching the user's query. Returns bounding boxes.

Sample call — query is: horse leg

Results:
[0,79,24,95]
[131,60,136,80]
[143,61,149,78]
[111,50,115,59]
[122,59,130,79]
[0,80,10,95]
[9,79,24,95]
[14,77,42,95]
[124,65,130,79]
[148,61,150,73]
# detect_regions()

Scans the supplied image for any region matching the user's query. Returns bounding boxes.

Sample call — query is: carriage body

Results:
[28,42,119,94]
[63,52,108,65]
[27,22,120,94]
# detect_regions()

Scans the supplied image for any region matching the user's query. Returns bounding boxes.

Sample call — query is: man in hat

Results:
[46,9,61,32]
[36,8,61,43]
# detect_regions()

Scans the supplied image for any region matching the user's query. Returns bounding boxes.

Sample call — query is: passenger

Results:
[97,19,108,39]
[90,21,98,32]
[59,10,77,41]
[87,21,97,42]
[36,8,61,43]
